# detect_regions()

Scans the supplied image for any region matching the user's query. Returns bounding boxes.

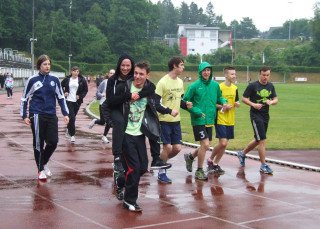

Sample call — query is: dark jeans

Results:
[67,101,80,136]
[30,114,58,172]
[149,138,160,162]
[122,134,148,204]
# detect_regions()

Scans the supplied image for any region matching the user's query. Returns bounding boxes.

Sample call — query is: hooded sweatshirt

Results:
[183,62,227,126]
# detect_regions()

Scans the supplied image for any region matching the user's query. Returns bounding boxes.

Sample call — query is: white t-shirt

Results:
[67,77,79,102]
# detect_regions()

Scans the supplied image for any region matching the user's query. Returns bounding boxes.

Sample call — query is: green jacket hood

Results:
[198,62,213,83]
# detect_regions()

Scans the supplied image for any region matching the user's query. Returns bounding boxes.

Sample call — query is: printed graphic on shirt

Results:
[256,89,272,104]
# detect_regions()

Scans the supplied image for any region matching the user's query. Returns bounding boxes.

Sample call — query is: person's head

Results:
[36,54,51,74]
[108,69,115,78]
[259,66,271,85]
[224,66,236,83]
[198,61,213,82]
[134,61,150,88]
[71,66,80,77]
[168,56,184,74]
[115,54,135,79]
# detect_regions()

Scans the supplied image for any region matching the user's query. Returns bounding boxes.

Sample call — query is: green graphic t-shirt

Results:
[125,84,147,136]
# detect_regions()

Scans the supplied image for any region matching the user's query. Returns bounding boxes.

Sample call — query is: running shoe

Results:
[150,158,172,170]
[157,172,172,184]
[70,136,75,143]
[260,164,273,174]
[101,135,109,143]
[207,161,225,175]
[195,168,208,181]
[184,153,194,172]
[44,164,52,177]
[123,201,142,212]
[38,170,47,180]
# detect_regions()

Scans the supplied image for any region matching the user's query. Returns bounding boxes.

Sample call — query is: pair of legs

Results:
[190,126,212,168]
[91,104,111,136]
[30,114,58,172]
[6,87,13,97]
[66,101,80,137]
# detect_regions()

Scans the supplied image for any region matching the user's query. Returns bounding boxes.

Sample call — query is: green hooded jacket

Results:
[183,62,227,126]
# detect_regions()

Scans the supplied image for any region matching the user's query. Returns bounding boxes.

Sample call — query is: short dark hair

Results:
[168,56,184,71]
[224,66,236,74]
[135,61,150,74]
[36,54,51,70]
[71,66,80,71]
[260,66,271,73]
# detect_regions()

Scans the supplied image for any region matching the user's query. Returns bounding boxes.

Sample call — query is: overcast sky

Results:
[151,0,317,31]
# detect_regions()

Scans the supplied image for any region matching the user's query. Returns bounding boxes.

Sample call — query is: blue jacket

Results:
[20,72,69,119]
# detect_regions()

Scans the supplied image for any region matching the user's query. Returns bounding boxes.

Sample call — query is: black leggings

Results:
[95,105,111,136]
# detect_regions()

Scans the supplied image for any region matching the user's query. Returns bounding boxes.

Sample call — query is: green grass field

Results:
[90,83,320,150]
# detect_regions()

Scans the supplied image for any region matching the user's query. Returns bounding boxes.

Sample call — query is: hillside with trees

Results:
[0,0,320,70]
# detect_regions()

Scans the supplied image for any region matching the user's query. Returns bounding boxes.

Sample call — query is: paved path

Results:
[0,83,319,228]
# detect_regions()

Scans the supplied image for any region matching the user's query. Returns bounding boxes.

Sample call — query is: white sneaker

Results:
[70,136,75,143]
[44,164,52,177]
[38,170,47,180]
[88,119,97,129]
[101,135,110,143]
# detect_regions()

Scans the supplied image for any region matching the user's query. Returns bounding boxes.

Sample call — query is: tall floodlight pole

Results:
[68,0,72,73]
[30,0,37,75]
[288,1,293,40]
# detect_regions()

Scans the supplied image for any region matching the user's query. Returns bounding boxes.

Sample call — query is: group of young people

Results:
[20,54,278,213]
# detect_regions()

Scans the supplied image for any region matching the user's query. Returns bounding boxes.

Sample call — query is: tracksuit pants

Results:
[66,101,80,136]
[30,114,58,172]
[122,134,148,205]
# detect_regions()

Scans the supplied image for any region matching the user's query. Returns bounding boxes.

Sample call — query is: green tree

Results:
[205,2,215,26]
[179,2,190,23]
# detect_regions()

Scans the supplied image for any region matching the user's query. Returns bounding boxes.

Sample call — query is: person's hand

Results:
[265,99,273,105]
[186,101,193,109]
[171,109,179,117]
[131,92,140,102]
[235,101,240,107]
[252,103,264,110]
[64,116,69,124]
[64,92,69,97]
[225,104,233,110]
[76,95,80,100]
[24,118,31,125]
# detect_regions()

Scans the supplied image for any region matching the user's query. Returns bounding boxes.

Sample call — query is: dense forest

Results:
[1,0,320,67]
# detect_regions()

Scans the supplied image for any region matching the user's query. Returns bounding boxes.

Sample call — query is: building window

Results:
[187,30,195,38]
[210,31,217,38]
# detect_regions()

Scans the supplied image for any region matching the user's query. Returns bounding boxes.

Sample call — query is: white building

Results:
[177,24,230,56]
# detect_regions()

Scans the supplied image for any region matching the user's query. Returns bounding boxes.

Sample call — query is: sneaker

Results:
[184,153,194,172]
[38,170,47,180]
[123,201,142,212]
[237,151,246,167]
[101,135,110,143]
[195,168,208,181]
[88,119,97,129]
[157,172,172,184]
[113,159,124,173]
[260,164,273,174]
[70,136,75,143]
[44,164,52,177]
[207,161,225,175]
[150,158,172,170]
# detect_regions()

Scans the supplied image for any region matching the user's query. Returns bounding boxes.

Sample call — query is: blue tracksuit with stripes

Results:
[20,72,69,172]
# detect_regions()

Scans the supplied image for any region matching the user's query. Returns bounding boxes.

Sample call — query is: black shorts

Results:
[250,112,269,141]
[192,125,212,141]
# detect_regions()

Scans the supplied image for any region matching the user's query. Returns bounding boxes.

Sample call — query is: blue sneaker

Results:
[237,151,246,167]
[158,172,172,184]
[260,164,273,174]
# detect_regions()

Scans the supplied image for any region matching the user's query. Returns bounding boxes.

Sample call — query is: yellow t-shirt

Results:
[155,74,184,122]
[217,82,238,126]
